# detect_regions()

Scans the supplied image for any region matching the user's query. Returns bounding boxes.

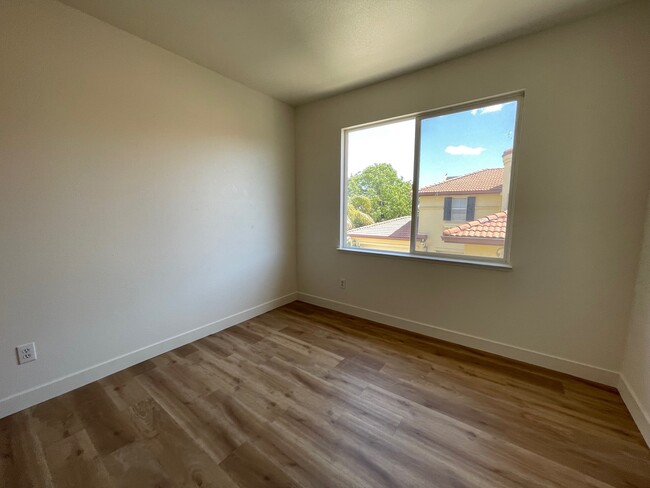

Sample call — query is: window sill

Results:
[336,247,513,270]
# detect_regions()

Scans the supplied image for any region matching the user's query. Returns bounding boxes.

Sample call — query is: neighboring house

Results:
[442,211,507,257]
[347,149,512,258]
[347,216,427,252]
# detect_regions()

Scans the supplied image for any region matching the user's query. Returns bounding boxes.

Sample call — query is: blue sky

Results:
[347,100,518,187]
[419,101,518,186]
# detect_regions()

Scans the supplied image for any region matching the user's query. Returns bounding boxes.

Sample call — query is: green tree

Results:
[348,163,412,222]
[347,195,374,229]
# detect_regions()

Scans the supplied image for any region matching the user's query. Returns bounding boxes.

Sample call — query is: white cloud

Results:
[445,145,486,156]
[471,104,504,115]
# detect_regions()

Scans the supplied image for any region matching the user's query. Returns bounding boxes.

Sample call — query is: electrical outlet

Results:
[16,343,37,365]
[339,278,346,289]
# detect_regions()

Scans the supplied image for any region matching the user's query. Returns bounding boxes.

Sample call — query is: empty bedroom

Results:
[1,0,649,487]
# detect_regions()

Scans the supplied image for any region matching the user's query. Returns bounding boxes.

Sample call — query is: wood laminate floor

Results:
[1,302,649,488]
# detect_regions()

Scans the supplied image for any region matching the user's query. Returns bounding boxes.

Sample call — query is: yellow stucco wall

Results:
[465,243,504,258]
[418,193,502,255]
[349,236,426,253]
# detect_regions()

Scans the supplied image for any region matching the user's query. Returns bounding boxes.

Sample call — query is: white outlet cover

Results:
[16,342,37,364]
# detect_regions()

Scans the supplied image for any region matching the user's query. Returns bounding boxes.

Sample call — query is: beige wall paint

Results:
[0,0,295,406]
[296,1,650,372]
[621,194,650,439]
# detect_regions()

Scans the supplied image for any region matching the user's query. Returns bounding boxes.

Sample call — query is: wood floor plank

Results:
[340,354,649,487]
[0,417,17,488]
[2,302,649,487]
[127,398,239,488]
[44,429,114,488]
[220,441,299,488]
[101,441,177,488]
[393,418,612,488]
[61,383,138,457]
[5,411,54,488]
[27,397,84,450]
[135,369,245,465]
[251,425,345,488]
[100,373,151,412]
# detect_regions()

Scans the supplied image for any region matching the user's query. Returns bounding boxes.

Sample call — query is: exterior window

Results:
[446,197,476,221]
[341,92,523,265]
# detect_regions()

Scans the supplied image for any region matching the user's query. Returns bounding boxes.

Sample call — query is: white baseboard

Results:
[618,375,650,447]
[0,292,298,419]
[297,293,620,387]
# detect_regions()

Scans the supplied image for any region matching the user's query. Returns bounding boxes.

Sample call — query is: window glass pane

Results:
[415,100,519,259]
[344,119,415,253]
[450,197,467,221]
[451,198,467,209]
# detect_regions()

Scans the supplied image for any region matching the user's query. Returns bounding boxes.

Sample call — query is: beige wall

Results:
[621,195,650,442]
[296,1,650,374]
[0,0,296,411]
[419,193,502,254]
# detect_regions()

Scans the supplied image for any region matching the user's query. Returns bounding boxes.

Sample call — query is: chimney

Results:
[501,148,513,211]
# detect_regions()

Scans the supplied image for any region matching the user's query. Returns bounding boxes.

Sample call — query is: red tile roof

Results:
[442,211,507,243]
[419,168,503,196]
[347,216,426,240]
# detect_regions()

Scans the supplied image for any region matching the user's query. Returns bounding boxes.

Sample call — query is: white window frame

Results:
[339,90,524,269]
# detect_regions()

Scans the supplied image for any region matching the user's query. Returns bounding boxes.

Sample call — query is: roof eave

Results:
[419,189,502,196]
[349,234,428,241]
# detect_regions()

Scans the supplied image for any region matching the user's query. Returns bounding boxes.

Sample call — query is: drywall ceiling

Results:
[58,0,628,104]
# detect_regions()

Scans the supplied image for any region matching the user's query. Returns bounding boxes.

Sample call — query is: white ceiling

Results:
[58,0,628,105]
